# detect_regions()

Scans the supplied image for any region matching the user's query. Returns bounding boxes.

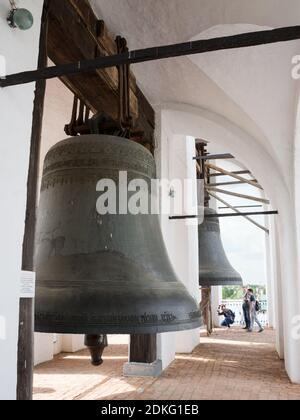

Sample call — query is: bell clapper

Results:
[84,335,108,367]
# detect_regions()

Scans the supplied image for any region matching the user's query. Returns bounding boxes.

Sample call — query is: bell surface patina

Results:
[35,135,201,334]
[198,208,243,287]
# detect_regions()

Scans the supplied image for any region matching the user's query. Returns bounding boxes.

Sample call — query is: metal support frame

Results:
[64,96,91,136]
[1,26,300,88]
[208,191,270,234]
[115,35,133,136]
[206,187,270,204]
[169,211,278,220]
[209,180,258,187]
[209,170,251,178]
[206,163,263,190]
[193,153,234,161]
[64,35,132,139]
[219,205,262,210]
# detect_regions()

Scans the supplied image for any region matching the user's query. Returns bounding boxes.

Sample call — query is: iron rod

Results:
[1,26,300,87]
[193,153,234,161]
[169,211,277,220]
[169,215,198,220]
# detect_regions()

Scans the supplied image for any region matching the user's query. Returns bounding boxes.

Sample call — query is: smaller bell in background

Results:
[198,208,243,287]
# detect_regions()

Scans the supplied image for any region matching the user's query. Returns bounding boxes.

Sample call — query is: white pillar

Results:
[151,113,176,369]
[264,215,275,328]
[62,335,85,353]
[211,286,222,327]
[155,113,200,367]
[276,212,300,382]
[288,92,300,382]
[167,135,200,353]
[34,334,54,366]
[157,333,176,370]
[271,220,284,359]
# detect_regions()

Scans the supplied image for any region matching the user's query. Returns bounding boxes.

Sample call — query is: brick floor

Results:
[33,328,300,400]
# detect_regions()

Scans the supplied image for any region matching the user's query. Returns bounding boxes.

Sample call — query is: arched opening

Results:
[156,104,300,382]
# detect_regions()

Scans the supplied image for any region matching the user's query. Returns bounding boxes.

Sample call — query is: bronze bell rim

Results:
[35,252,201,335]
[199,278,244,287]
[35,318,202,335]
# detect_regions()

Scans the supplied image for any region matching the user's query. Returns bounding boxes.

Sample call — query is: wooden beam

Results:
[17,0,49,401]
[2,25,300,88]
[26,0,154,147]
[208,191,269,234]
[209,170,251,178]
[219,205,263,209]
[196,162,202,174]
[206,211,278,218]
[169,211,277,220]
[206,187,270,204]
[208,180,258,187]
[46,0,138,122]
[206,163,262,189]
[134,86,155,151]
[130,335,157,364]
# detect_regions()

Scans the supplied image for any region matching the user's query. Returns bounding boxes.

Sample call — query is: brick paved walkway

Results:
[34,328,300,400]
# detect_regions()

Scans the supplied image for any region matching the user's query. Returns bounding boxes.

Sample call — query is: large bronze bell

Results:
[198,208,243,287]
[35,135,201,335]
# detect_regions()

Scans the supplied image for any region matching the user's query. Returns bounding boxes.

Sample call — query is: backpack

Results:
[255,300,261,312]
[227,310,235,323]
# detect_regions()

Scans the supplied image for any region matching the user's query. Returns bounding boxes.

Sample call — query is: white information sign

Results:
[20,271,36,298]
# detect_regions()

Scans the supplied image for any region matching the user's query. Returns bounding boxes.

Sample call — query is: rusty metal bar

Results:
[1,25,300,88]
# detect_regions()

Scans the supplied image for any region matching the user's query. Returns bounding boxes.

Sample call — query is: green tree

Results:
[222,285,266,300]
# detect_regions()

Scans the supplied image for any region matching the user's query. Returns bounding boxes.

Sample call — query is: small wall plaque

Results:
[20,271,36,298]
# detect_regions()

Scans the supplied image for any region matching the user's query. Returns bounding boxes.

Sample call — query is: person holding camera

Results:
[217,304,235,328]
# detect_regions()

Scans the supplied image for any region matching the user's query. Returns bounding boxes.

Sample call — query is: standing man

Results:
[248,289,264,333]
[242,288,251,330]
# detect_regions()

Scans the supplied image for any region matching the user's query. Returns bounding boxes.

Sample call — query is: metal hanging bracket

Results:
[64,35,133,138]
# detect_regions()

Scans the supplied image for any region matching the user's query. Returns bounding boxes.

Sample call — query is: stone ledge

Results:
[123,360,163,377]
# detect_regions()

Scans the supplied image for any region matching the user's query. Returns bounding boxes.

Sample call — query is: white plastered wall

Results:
[0,0,43,400]
[156,114,200,369]
[34,76,86,365]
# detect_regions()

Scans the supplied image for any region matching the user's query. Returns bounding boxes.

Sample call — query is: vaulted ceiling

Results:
[90,0,300,182]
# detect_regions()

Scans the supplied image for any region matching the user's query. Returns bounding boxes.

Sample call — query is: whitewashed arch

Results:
[158,103,300,382]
